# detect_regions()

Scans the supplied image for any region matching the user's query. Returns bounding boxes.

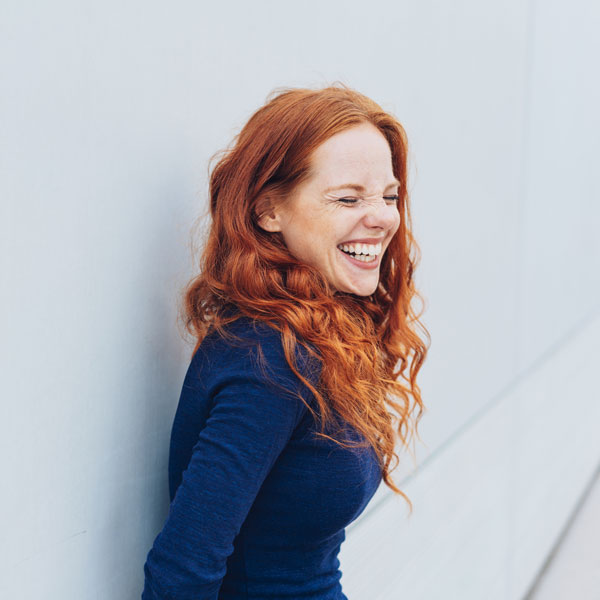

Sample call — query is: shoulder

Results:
[187,315,321,403]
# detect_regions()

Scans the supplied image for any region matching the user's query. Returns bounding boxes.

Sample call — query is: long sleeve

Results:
[141,323,317,599]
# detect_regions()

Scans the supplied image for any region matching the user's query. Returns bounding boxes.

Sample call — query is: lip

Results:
[337,247,381,270]
[339,237,385,245]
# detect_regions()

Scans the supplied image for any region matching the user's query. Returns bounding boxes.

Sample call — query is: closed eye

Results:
[337,195,399,205]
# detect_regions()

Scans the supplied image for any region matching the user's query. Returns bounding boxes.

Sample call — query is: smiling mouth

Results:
[338,249,377,263]
[336,246,381,269]
[336,242,382,263]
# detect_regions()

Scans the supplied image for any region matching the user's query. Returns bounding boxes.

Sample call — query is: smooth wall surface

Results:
[1,1,598,598]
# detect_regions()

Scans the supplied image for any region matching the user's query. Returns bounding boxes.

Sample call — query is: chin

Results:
[354,288,377,297]
[339,282,378,297]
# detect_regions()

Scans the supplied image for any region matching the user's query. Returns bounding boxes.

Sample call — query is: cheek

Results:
[391,211,401,233]
[286,226,322,260]
[312,220,338,244]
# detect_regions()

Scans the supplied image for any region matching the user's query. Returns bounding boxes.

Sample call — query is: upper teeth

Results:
[337,242,382,256]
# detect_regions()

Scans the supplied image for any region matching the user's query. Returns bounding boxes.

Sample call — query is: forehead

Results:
[309,123,394,185]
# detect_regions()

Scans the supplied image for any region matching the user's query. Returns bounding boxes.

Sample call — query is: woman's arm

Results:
[141,333,313,600]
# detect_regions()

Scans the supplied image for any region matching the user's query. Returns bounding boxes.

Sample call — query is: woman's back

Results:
[142,315,383,599]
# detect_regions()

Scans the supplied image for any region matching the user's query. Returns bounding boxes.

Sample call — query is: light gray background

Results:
[2,1,599,598]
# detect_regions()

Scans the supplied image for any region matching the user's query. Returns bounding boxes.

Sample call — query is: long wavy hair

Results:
[182,83,430,511]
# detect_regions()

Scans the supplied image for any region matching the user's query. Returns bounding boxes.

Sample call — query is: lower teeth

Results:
[340,250,376,263]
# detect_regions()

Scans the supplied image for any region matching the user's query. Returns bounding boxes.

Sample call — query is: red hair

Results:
[182,83,430,511]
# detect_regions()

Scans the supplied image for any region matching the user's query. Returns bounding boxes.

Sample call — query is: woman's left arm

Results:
[141,328,318,599]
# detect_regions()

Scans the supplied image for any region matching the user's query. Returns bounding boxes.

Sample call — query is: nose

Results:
[362,198,399,231]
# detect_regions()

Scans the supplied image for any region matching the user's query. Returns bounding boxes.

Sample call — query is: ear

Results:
[255,194,283,233]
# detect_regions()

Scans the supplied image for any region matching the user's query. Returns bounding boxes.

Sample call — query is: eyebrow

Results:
[323,180,400,194]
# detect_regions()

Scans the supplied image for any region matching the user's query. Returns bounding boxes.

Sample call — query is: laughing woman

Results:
[142,84,429,600]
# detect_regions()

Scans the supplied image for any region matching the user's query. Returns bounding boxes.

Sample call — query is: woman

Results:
[142,83,429,599]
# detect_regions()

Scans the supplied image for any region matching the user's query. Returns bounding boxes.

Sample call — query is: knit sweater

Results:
[142,315,382,599]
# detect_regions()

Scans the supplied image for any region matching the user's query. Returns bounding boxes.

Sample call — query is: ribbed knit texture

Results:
[142,315,382,599]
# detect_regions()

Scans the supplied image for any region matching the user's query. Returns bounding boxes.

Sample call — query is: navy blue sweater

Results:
[142,316,382,599]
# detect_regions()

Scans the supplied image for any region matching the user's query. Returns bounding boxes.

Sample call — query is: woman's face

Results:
[259,122,401,296]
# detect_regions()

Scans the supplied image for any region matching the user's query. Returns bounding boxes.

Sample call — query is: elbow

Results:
[142,552,224,600]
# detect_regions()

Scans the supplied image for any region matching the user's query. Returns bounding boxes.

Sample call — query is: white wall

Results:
[1,1,598,598]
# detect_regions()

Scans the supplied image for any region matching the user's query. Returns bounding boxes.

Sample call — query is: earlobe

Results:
[258,214,282,233]
[255,196,282,233]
